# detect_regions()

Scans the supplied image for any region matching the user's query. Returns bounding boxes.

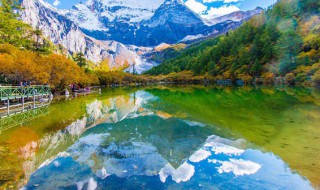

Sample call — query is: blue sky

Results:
[239,0,277,10]
[45,0,277,17]
[184,0,277,18]
[45,0,75,9]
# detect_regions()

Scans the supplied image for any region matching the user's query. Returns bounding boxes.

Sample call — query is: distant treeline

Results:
[146,0,320,87]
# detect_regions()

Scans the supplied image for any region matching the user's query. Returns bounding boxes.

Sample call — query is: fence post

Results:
[22,96,25,112]
[33,90,36,109]
[7,98,9,115]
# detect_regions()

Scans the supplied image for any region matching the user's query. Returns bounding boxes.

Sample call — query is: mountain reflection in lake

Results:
[0,87,319,189]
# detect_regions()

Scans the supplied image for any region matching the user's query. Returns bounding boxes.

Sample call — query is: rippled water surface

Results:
[0,86,319,189]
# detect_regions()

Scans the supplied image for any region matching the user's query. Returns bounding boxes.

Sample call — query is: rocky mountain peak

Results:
[19,0,263,73]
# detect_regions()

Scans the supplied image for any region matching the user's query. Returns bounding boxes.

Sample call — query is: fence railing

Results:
[0,85,52,117]
[0,85,51,100]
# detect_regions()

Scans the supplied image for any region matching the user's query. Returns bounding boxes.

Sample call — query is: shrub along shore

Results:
[0,45,318,95]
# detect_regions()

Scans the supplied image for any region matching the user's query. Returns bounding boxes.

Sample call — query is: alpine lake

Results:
[0,85,319,190]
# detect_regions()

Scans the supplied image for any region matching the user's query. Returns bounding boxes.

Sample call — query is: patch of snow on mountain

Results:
[66,3,107,31]
[64,0,165,29]
[181,34,205,42]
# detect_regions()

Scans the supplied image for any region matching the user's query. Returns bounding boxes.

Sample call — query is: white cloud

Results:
[203,0,240,3]
[189,148,211,163]
[53,161,61,167]
[185,0,207,14]
[87,177,98,190]
[209,159,261,176]
[203,0,218,2]
[224,0,240,2]
[206,142,245,156]
[159,162,195,183]
[53,0,60,6]
[203,5,240,19]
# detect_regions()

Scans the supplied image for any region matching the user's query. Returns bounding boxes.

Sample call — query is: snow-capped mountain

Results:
[38,0,253,46]
[20,0,262,72]
[67,0,230,46]
[20,0,158,73]
[65,0,165,30]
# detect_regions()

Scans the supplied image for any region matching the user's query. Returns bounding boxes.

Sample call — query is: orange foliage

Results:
[0,44,98,90]
[262,72,275,85]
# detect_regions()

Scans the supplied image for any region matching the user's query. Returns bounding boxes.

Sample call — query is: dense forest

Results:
[146,0,320,87]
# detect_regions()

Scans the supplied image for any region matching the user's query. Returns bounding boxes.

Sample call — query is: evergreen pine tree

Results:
[0,0,34,48]
[74,52,87,68]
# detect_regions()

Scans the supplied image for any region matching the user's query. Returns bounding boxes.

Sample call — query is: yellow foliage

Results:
[0,44,98,90]
[98,59,111,71]
[262,72,275,78]
[250,11,267,27]
[312,70,320,88]
[222,70,232,79]
[285,73,295,84]
[298,49,318,60]
[299,15,320,35]
[293,65,312,75]
[262,72,275,85]
[237,74,253,84]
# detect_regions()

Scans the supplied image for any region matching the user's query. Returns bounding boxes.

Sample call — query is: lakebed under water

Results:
[0,86,319,189]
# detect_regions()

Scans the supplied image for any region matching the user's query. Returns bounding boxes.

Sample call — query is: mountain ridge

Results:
[20,0,160,73]
[19,0,262,72]
[205,7,264,25]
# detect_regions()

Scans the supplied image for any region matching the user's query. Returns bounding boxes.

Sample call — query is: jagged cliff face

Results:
[19,0,262,72]
[63,0,240,46]
[20,0,156,72]
[89,0,204,45]
[20,0,86,53]
[66,0,165,29]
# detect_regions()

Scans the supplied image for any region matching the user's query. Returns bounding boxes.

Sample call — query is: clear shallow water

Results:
[0,86,319,189]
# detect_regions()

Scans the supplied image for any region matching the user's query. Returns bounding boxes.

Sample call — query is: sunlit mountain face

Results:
[45,0,277,18]
[11,88,316,190]
[21,0,273,72]
[35,0,274,43]
[42,0,277,28]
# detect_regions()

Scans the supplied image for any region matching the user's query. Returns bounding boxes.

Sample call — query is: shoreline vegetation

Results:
[0,43,318,93]
[0,0,319,93]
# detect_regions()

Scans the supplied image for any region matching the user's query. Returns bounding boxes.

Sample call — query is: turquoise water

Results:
[25,115,312,190]
[1,86,319,189]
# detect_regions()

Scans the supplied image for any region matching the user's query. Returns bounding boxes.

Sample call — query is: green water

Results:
[0,86,319,189]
